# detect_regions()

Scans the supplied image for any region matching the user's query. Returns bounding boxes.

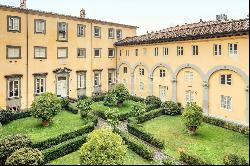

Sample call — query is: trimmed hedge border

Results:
[114,129,155,160]
[129,95,145,103]
[67,103,78,114]
[179,151,210,165]
[203,115,249,136]
[42,135,86,163]
[32,122,95,150]
[135,109,164,124]
[0,109,31,125]
[96,109,132,121]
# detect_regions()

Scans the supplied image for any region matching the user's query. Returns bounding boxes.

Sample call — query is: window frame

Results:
[228,43,238,56]
[163,47,168,56]
[192,45,199,56]
[77,48,86,58]
[185,90,194,103]
[7,79,20,99]
[160,69,166,78]
[154,47,159,56]
[34,46,47,59]
[213,44,222,56]
[177,46,184,56]
[139,68,145,76]
[108,28,115,39]
[57,22,68,41]
[123,67,128,74]
[185,71,194,82]
[220,95,233,111]
[108,48,115,58]
[34,19,46,34]
[116,29,122,40]
[57,47,68,59]
[7,15,21,33]
[139,82,144,91]
[77,24,85,37]
[135,49,139,56]
[94,72,101,86]
[94,26,101,38]
[220,74,232,86]
[34,76,46,95]
[77,72,86,89]
[6,45,21,59]
[94,48,102,58]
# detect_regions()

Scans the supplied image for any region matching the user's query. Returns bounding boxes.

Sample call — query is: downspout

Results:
[115,45,118,84]
[90,22,93,96]
[26,10,29,108]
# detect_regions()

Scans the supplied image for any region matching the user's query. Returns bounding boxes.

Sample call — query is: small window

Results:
[221,95,232,110]
[163,47,168,56]
[7,46,21,59]
[213,44,222,56]
[35,19,46,34]
[192,45,198,56]
[123,67,128,74]
[139,82,144,91]
[126,50,130,56]
[220,74,232,85]
[94,49,101,58]
[108,28,115,39]
[77,73,86,89]
[154,47,159,56]
[57,47,68,59]
[108,48,115,58]
[77,48,86,58]
[135,49,139,56]
[139,68,145,76]
[94,26,101,38]
[228,43,238,56]
[58,22,68,40]
[77,24,85,37]
[108,71,116,84]
[185,90,194,103]
[8,16,20,32]
[8,79,20,99]
[34,46,46,59]
[35,77,46,95]
[116,29,122,40]
[143,48,147,56]
[177,46,184,56]
[119,50,122,56]
[185,71,194,81]
[94,72,101,86]
[160,69,166,78]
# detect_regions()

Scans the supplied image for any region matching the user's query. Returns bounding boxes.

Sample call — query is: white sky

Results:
[0,0,249,35]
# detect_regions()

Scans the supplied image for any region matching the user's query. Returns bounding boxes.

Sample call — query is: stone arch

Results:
[117,61,132,73]
[149,63,174,78]
[132,62,150,76]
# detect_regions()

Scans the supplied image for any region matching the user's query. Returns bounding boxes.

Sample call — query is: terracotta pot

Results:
[42,119,50,127]
[117,102,123,107]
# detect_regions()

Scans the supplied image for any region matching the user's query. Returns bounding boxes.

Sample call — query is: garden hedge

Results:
[42,135,86,163]
[136,109,164,124]
[95,109,132,121]
[67,103,78,114]
[179,151,210,165]
[129,95,145,103]
[91,94,106,102]
[0,109,31,125]
[32,122,95,150]
[114,129,155,160]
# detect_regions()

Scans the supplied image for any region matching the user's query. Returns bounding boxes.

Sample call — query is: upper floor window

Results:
[135,49,139,56]
[220,74,232,85]
[8,16,21,32]
[160,69,166,77]
[154,47,159,56]
[220,95,232,110]
[34,46,46,59]
[77,24,85,37]
[119,50,122,56]
[58,22,68,41]
[143,48,147,56]
[108,48,115,58]
[77,48,86,58]
[123,67,128,74]
[185,71,194,81]
[57,47,68,59]
[94,26,101,38]
[35,19,46,34]
[108,28,115,39]
[126,50,130,56]
[139,68,145,76]
[7,46,21,59]
[177,46,184,56]
[94,48,101,58]
[35,76,46,95]
[228,43,238,56]
[163,47,168,56]
[116,29,122,40]
[77,73,86,89]
[214,44,222,56]
[7,78,20,99]
[192,45,198,56]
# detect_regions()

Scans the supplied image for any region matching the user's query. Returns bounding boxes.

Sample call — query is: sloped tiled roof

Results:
[115,18,249,46]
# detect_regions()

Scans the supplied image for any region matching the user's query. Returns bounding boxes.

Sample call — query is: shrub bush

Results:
[67,103,78,114]
[106,108,120,129]
[114,129,155,160]
[78,95,88,100]
[127,123,164,149]
[129,95,145,102]
[145,96,162,107]
[42,135,86,163]
[80,128,127,165]
[5,147,44,165]
[145,104,159,112]
[0,134,32,165]
[161,101,183,116]
[103,91,117,107]
[91,94,106,102]
[182,103,203,135]
[136,109,164,124]
[60,98,70,110]
[77,98,93,119]
[223,154,248,165]
[162,158,179,165]
[112,84,130,106]
[131,103,146,117]
[31,92,61,126]
[0,109,31,125]
[179,151,209,165]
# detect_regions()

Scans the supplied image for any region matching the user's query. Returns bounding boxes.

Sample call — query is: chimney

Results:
[200,19,203,22]
[80,8,86,18]
[20,0,27,9]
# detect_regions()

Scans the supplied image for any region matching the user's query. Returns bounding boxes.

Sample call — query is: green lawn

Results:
[142,115,249,164]
[0,111,86,143]
[91,100,137,113]
[48,149,157,165]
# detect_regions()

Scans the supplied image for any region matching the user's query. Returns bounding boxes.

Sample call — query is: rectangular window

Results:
[77,48,86,58]
[35,77,46,95]
[94,49,101,58]
[8,79,20,98]
[94,26,101,38]
[58,22,68,40]
[177,46,184,56]
[139,82,144,91]
[108,48,115,58]
[185,90,194,103]
[57,47,68,59]
[163,47,168,56]
[229,43,238,56]
[143,48,147,56]
[126,50,130,56]
[116,29,122,40]
[77,24,85,37]
[94,73,101,86]
[214,44,222,56]
[34,47,46,59]
[139,68,145,76]
[185,71,194,81]
[160,69,166,78]
[135,49,139,56]
[124,67,128,74]
[119,50,122,56]
[220,74,232,85]
[154,47,159,56]
[35,19,46,34]
[192,45,198,56]
[108,71,116,84]
[108,28,115,39]
[221,95,232,110]
[8,16,20,32]
[77,73,86,89]
[7,46,21,59]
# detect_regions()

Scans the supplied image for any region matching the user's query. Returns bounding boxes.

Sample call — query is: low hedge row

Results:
[0,109,31,125]
[145,104,160,112]
[179,151,210,165]
[203,115,249,136]
[136,109,164,124]
[91,95,106,102]
[129,95,145,103]
[127,123,164,149]
[67,103,78,114]
[33,122,95,150]
[42,135,86,163]
[95,109,132,121]
[114,129,155,160]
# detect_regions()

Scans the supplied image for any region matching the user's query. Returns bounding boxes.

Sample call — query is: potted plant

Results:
[112,84,129,107]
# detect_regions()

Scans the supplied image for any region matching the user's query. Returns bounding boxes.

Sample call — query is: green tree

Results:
[103,92,117,107]
[77,98,93,119]
[112,84,129,107]
[80,128,127,165]
[31,92,61,126]
[106,108,120,129]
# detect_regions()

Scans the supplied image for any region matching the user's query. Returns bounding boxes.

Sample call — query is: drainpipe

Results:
[26,10,29,109]
[90,22,93,96]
